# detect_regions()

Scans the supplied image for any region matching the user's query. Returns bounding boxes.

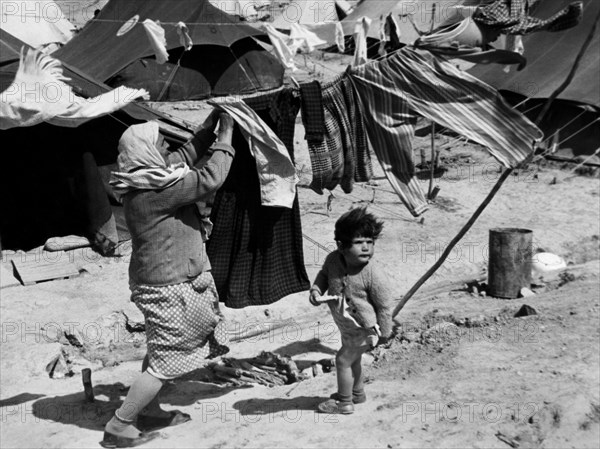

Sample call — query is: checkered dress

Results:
[206,88,310,309]
[473,0,583,34]
[132,272,229,379]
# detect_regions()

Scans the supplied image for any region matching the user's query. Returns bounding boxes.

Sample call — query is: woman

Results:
[101,111,235,448]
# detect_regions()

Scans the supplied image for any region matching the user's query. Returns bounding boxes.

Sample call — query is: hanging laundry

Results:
[142,19,169,64]
[385,12,402,51]
[349,47,543,216]
[300,74,371,194]
[300,22,346,53]
[352,16,372,67]
[504,34,524,72]
[473,0,583,35]
[300,80,325,141]
[176,22,193,51]
[262,23,297,71]
[206,88,309,309]
[209,97,298,209]
[0,48,148,130]
[414,18,527,71]
[378,15,387,57]
[289,23,328,53]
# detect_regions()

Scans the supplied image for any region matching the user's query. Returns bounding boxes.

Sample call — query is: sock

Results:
[105,371,164,438]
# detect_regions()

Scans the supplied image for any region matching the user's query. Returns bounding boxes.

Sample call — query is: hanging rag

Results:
[0,48,148,130]
[289,23,328,53]
[352,16,372,67]
[350,47,543,216]
[473,0,583,35]
[142,19,169,64]
[378,15,387,57]
[209,97,298,209]
[176,22,193,51]
[300,22,346,53]
[206,88,309,308]
[504,34,524,72]
[300,80,325,141]
[301,74,371,194]
[385,12,402,50]
[262,23,297,71]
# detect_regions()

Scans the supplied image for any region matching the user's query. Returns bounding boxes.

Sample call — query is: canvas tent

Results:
[54,0,110,28]
[0,0,75,49]
[469,0,599,108]
[0,30,189,252]
[468,0,599,155]
[53,0,285,100]
[340,0,462,43]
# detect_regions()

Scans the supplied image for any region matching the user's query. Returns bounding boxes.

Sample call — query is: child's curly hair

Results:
[334,207,384,248]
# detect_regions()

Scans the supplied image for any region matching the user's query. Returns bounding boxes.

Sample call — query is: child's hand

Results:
[309,290,321,306]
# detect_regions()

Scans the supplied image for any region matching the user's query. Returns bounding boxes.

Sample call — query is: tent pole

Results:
[392,156,527,318]
[393,14,600,318]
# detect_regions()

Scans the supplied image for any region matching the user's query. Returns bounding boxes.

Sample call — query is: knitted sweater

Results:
[124,130,234,287]
[312,250,394,338]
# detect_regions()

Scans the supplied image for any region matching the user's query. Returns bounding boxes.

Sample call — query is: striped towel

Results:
[350,46,542,216]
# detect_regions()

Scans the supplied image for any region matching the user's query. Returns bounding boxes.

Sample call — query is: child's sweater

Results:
[313,250,394,338]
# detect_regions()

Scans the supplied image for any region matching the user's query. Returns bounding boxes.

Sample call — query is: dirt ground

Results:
[1,52,599,448]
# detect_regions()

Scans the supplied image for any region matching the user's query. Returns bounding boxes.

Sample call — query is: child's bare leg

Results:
[351,354,364,394]
[335,345,355,403]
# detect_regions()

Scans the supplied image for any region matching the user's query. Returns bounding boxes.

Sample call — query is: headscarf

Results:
[110,121,190,202]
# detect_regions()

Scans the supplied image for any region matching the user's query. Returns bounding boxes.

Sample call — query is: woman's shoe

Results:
[99,430,160,448]
[317,398,354,414]
[137,410,191,432]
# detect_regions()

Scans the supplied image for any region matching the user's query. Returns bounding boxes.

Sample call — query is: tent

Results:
[340,0,462,43]
[0,0,75,50]
[54,0,110,28]
[53,0,285,100]
[469,0,599,108]
[469,0,599,155]
[0,30,189,253]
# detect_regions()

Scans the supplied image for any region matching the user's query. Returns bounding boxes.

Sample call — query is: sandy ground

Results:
[1,52,599,448]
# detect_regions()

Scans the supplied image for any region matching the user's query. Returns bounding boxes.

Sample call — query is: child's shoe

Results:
[317,398,354,414]
[330,391,367,404]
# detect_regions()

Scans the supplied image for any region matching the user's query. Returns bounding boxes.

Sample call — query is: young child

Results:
[310,207,394,415]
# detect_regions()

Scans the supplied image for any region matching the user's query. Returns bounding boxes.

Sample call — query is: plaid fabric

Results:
[207,89,309,309]
[473,0,583,34]
[302,73,372,194]
[300,80,326,140]
[350,47,543,216]
[341,75,372,183]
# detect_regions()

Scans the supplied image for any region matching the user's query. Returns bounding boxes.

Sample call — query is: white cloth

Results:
[352,16,371,68]
[209,97,298,208]
[378,15,387,57]
[262,23,297,71]
[142,19,169,64]
[504,35,524,73]
[289,23,327,53]
[176,22,193,51]
[0,47,148,130]
[303,22,346,53]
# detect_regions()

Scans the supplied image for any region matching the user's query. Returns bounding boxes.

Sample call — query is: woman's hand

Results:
[216,112,234,145]
[198,108,221,134]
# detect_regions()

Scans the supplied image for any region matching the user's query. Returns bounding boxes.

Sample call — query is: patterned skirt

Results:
[131,272,229,379]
